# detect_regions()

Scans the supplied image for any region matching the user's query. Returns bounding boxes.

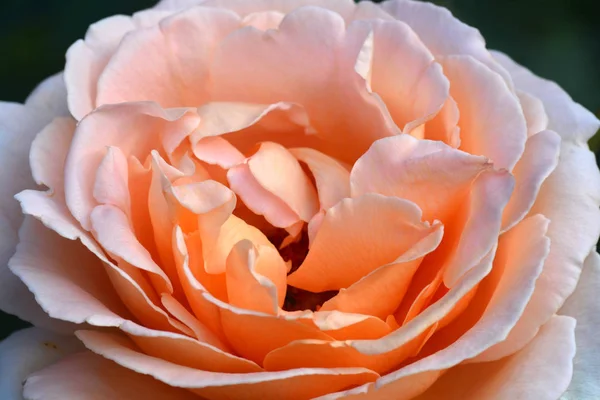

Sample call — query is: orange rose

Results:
[1,1,599,399]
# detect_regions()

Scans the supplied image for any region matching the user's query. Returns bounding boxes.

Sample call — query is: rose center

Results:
[269,228,338,312]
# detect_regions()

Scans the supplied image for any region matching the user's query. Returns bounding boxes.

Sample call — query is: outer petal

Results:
[64,12,170,119]
[380,0,513,85]
[490,141,600,359]
[440,55,527,171]
[0,73,71,332]
[492,50,600,142]
[96,7,241,110]
[413,316,576,400]
[0,328,83,400]
[559,251,600,399]
[501,130,560,232]
[75,329,379,400]
[23,352,198,400]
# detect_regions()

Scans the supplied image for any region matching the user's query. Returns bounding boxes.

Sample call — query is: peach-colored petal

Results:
[320,224,443,318]
[501,130,560,232]
[364,19,449,133]
[493,50,600,142]
[226,240,287,313]
[0,328,83,399]
[263,324,437,374]
[75,329,378,400]
[484,141,600,360]
[438,214,550,361]
[289,147,350,210]
[246,142,319,221]
[193,136,245,169]
[218,301,334,365]
[326,215,552,399]
[306,311,393,340]
[115,321,263,373]
[380,0,513,86]
[210,6,396,163]
[160,293,224,347]
[172,226,226,341]
[413,316,575,400]
[92,146,131,215]
[440,55,527,171]
[288,194,435,292]
[560,251,600,398]
[64,102,198,231]
[423,96,460,148]
[351,134,490,221]
[517,90,549,136]
[90,204,173,294]
[442,170,514,287]
[227,163,300,229]
[23,352,198,400]
[96,7,241,109]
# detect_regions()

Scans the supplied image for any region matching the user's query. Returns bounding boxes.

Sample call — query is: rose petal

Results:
[559,251,600,399]
[380,0,513,86]
[95,7,241,110]
[440,55,527,171]
[289,147,350,210]
[517,90,549,136]
[226,240,287,313]
[319,224,443,318]
[351,134,490,221]
[412,316,575,400]
[492,50,600,142]
[364,19,449,133]
[492,142,600,359]
[0,84,73,332]
[23,352,198,400]
[0,328,83,399]
[210,6,396,163]
[64,102,199,231]
[501,130,560,232]
[287,194,436,292]
[75,329,378,400]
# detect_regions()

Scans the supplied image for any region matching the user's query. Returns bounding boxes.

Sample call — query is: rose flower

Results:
[1,0,599,399]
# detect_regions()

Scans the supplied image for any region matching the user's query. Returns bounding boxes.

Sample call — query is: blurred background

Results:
[0,0,599,340]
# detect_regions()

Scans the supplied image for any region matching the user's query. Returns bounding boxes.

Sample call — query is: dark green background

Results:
[1,0,599,340]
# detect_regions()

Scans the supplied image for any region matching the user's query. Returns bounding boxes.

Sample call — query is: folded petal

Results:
[440,55,527,171]
[501,130,560,232]
[226,240,287,313]
[0,328,83,400]
[288,193,436,292]
[319,224,443,318]
[361,19,449,133]
[559,251,600,399]
[351,134,490,221]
